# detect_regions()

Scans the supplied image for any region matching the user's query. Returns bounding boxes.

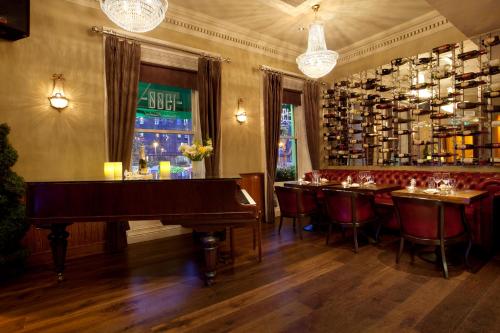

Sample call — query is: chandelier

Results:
[296,4,338,79]
[99,0,168,33]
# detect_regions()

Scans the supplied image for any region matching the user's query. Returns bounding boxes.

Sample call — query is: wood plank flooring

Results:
[1,223,499,333]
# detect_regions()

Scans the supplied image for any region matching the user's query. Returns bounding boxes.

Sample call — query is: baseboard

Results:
[127,223,191,244]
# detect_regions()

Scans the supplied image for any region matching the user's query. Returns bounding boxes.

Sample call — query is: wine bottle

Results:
[457,49,487,61]
[349,139,362,144]
[375,114,392,120]
[349,92,361,98]
[410,82,434,90]
[362,111,374,117]
[415,57,433,65]
[379,126,393,131]
[456,144,475,150]
[455,72,482,81]
[360,100,375,107]
[361,83,376,90]
[430,112,453,120]
[350,154,364,159]
[397,153,412,158]
[457,101,484,109]
[379,148,395,153]
[325,89,335,94]
[376,104,393,110]
[363,143,381,148]
[361,78,378,84]
[483,35,500,47]
[455,80,486,89]
[376,97,393,104]
[393,106,411,113]
[433,132,453,138]
[376,68,394,76]
[482,143,500,148]
[379,137,398,142]
[396,129,412,135]
[413,109,432,116]
[393,94,409,101]
[484,91,500,98]
[393,118,412,124]
[348,129,363,134]
[430,99,451,107]
[363,133,379,138]
[376,85,394,92]
[139,145,148,175]
[391,58,409,66]
[432,43,457,54]
[457,130,485,136]
[349,119,363,125]
[485,105,500,113]
[349,82,361,89]
[323,123,335,128]
[482,66,500,76]
[361,122,370,127]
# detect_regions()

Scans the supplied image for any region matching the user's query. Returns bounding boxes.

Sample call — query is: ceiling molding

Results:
[254,0,322,17]
[336,11,453,65]
[65,1,452,67]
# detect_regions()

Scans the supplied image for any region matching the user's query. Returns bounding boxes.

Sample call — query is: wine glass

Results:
[433,173,442,190]
[448,178,457,194]
[441,172,450,193]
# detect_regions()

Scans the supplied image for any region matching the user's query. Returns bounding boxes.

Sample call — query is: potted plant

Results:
[0,124,28,280]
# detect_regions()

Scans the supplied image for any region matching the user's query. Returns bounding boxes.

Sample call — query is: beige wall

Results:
[0,0,299,181]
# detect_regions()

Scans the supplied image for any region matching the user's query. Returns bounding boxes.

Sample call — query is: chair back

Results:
[393,196,465,240]
[323,188,376,224]
[275,186,318,217]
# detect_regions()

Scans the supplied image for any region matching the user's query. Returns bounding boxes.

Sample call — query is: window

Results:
[276,103,298,181]
[131,82,194,179]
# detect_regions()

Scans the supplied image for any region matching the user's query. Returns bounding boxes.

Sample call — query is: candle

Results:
[159,161,171,179]
[104,162,115,180]
[113,162,123,180]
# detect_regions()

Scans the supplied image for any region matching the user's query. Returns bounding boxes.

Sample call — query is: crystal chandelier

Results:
[296,4,339,79]
[99,0,168,33]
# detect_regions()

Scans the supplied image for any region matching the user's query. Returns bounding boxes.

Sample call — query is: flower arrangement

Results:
[178,139,213,161]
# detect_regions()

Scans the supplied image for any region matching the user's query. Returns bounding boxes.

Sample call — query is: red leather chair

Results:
[274,186,319,240]
[393,196,471,278]
[322,188,379,253]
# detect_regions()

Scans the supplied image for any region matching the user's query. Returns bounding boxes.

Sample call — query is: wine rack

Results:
[324,29,500,167]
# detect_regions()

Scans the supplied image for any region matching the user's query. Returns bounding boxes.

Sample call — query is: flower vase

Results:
[191,160,204,179]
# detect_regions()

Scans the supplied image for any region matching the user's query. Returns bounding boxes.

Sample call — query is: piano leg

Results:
[48,223,70,282]
[201,232,218,286]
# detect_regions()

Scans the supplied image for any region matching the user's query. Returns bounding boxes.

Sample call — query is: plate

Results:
[350,183,360,187]
[424,188,439,194]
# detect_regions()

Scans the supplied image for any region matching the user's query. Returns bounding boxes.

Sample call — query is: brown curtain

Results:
[104,36,141,252]
[198,57,222,177]
[304,80,321,170]
[264,72,283,223]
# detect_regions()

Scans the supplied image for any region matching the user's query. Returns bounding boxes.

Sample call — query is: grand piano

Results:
[25,178,261,285]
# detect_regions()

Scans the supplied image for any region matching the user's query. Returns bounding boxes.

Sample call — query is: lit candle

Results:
[159,161,171,179]
[113,162,123,180]
[104,162,115,180]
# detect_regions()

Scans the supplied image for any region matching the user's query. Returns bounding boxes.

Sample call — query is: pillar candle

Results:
[159,161,171,179]
[104,162,115,180]
[113,162,123,180]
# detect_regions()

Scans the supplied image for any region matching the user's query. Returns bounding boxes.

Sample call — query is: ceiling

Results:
[167,0,435,51]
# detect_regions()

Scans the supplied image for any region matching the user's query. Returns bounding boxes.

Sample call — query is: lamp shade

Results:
[296,21,339,79]
[99,0,168,33]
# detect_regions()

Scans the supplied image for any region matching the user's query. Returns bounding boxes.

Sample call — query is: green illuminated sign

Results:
[137,82,192,119]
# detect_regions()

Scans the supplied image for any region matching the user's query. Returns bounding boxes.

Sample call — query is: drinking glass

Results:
[448,178,457,194]
[312,170,320,184]
[427,177,436,190]
[358,172,365,185]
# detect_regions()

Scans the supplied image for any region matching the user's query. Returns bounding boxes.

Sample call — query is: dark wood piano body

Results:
[25,178,261,285]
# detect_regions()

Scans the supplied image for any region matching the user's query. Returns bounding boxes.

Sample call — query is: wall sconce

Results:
[235,98,247,124]
[49,74,69,110]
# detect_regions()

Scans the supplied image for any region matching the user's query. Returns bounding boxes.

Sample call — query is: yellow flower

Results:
[198,146,207,154]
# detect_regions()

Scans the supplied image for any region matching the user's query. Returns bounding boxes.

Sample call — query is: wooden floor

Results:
[1,223,500,333]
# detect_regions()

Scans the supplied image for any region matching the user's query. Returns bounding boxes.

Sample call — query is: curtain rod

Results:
[91,26,231,63]
[258,65,327,85]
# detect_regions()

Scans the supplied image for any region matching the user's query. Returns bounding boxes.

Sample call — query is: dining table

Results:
[283,180,339,231]
[328,183,402,195]
[391,187,488,265]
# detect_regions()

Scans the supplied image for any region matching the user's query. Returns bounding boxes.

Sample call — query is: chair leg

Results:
[375,221,382,243]
[257,223,262,263]
[326,223,332,245]
[278,216,283,234]
[292,217,296,233]
[252,227,256,250]
[230,227,235,263]
[353,224,359,253]
[396,237,404,264]
[440,241,449,279]
[410,242,415,264]
[297,217,303,240]
[341,227,346,240]
[465,238,472,270]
